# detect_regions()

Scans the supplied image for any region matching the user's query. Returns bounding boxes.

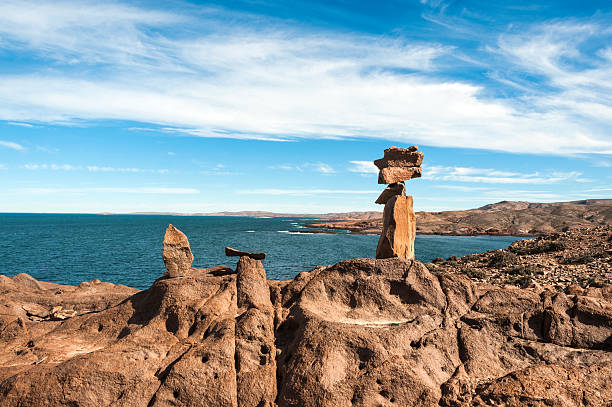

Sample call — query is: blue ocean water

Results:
[0,214,523,289]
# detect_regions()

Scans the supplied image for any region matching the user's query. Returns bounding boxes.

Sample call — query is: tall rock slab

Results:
[376,195,416,260]
[235,257,277,407]
[162,224,194,277]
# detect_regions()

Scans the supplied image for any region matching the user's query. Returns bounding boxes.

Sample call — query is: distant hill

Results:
[102,199,612,236]
[303,199,612,236]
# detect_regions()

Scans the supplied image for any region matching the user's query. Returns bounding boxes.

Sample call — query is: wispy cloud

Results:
[268,162,335,173]
[348,161,378,174]
[0,140,25,151]
[15,187,199,194]
[24,163,79,170]
[424,165,588,184]
[7,122,36,128]
[238,189,379,196]
[0,2,608,154]
[22,163,168,173]
[0,164,7,170]
[87,166,168,173]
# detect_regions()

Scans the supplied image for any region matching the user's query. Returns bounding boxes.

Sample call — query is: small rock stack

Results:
[374,145,423,260]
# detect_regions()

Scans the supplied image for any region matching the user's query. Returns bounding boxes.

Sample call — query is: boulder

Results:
[162,224,194,277]
[375,182,405,204]
[374,146,423,170]
[376,195,416,260]
[378,166,421,184]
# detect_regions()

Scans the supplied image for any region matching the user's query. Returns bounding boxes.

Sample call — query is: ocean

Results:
[0,214,523,289]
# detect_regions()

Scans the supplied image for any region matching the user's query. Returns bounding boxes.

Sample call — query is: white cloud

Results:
[267,162,334,173]
[7,122,35,127]
[0,140,25,151]
[0,2,609,155]
[239,189,379,196]
[348,161,378,174]
[87,166,168,173]
[23,163,80,170]
[424,165,587,184]
[22,163,168,173]
[15,187,199,194]
[308,163,335,174]
[0,164,7,170]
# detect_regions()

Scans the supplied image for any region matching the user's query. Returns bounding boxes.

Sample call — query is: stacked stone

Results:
[374,145,422,260]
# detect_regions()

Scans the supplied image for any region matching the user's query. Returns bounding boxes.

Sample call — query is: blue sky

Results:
[0,0,611,213]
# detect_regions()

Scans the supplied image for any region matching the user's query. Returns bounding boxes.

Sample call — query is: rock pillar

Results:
[162,224,194,277]
[235,257,277,407]
[374,146,422,260]
[376,195,416,259]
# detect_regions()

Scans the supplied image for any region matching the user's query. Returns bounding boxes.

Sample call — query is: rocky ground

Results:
[426,225,612,290]
[1,227,611,406]
[302,199,612,236]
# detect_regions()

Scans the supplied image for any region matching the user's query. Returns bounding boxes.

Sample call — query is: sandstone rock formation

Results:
[2,252,611,406]
[375,145,421,260]
[162,224,194,277]
[378,166,422,184]
[376,195,416,259]
[375,146,423,184]
[375,181,405,205]
[235,256,276,407]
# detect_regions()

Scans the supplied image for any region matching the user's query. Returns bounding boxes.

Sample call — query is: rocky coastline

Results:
[2,148,611,406]
[1,223,611,406]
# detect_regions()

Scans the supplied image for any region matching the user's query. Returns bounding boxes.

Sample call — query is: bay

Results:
[0,214,523,289]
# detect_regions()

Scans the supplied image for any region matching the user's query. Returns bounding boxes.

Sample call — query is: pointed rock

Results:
[375,182,405,204]
[162,224,194,277]
[376,195,416,260]
[378,167,421,184]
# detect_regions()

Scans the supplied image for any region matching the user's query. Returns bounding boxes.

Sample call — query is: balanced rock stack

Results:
[374,145,422,260]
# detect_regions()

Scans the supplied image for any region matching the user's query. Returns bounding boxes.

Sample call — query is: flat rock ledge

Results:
[1,256,611,406]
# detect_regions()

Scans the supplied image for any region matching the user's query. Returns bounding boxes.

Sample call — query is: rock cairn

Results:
[374,145,422,260]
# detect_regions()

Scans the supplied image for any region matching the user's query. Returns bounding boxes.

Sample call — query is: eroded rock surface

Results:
[1,254,611,406]
[376,195,417,260]
[162,224,194,277]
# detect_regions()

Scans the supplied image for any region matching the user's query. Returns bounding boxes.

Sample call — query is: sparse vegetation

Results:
[488,251,518,268]
[510,241,566,255]
[466,269,487,280]
[504,275,533,288]
[507,264,543,276]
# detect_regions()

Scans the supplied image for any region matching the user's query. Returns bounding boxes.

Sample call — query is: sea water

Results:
[0,214,522,289]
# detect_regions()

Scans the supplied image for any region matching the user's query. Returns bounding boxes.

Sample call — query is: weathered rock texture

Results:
[2,229,611,406]
[376,195,416,260]
[378,166,422,184]
[374,145,423,169]
[375,182,405,205]
[162,224,194,277]
[235,257,276,407]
